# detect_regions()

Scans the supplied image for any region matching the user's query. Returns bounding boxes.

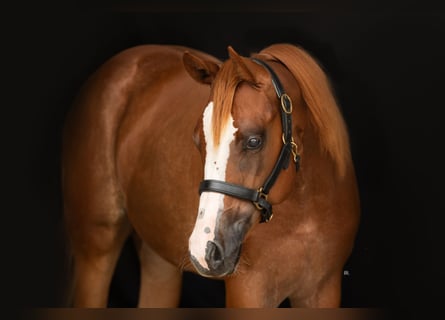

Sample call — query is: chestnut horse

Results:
[62,43,360,307]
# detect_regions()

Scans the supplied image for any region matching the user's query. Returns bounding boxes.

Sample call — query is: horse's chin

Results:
[190,253,240,279]
[196,268,234,279]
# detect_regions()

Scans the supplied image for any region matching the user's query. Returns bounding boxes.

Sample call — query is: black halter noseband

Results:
[199,58,300,223]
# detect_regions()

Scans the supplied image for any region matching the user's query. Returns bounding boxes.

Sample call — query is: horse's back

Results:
[62,45,218,264]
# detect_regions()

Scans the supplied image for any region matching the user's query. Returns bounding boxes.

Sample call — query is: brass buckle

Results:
[280,93,293,114]
[253,187,268,211]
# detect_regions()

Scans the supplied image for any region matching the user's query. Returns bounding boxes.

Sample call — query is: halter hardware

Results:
[280,93,293,114]
[253,187,269,209]
[199,58,300,223]
[282,134,300,165]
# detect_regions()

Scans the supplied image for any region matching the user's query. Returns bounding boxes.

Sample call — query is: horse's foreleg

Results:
[137,242,182,307]
[289,272,342,307]
[70,219,131,307]
[225,277,282,308]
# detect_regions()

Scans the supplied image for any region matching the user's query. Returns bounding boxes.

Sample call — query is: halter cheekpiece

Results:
[199,58,300,223]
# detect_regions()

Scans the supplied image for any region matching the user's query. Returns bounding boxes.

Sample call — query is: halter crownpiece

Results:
[199,58,300,223]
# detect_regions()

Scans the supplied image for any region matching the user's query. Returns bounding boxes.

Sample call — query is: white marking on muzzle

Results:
[189,101,237,270]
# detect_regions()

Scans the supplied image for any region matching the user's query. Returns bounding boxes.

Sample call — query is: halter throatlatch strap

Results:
[199,58,299,223]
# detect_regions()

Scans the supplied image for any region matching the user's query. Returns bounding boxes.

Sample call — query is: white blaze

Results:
[189,101,237,270]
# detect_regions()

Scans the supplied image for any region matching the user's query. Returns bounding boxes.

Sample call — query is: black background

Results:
[6,0,445,314]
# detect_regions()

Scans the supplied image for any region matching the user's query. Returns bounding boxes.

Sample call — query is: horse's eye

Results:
[246,136,262,150]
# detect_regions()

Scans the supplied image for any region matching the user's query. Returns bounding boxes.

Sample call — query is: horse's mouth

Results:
[189,249,241,279]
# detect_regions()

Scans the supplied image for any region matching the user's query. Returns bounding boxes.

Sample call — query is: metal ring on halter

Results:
[281,133,287,144]
[282,134,300,164]
[280,93,292,114]
[253,187,268,211]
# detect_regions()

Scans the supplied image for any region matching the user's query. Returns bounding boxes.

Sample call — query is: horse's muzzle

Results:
[190,240,241,278]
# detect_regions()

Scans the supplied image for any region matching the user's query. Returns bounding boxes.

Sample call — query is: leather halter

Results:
[199,58,300,223]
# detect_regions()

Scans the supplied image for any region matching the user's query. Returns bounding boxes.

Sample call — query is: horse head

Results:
[183,46,304,277]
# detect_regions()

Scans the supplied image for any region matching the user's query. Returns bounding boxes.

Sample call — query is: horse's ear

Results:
[227,46,256,84]
[183,51,220,85]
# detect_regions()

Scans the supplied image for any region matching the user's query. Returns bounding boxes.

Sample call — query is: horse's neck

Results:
[296,125,344,199]
[288,122,358,225]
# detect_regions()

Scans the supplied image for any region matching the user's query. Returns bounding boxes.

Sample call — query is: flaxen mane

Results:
[211,59,243,145]
[259,44,351,177]
[211,43,351,177]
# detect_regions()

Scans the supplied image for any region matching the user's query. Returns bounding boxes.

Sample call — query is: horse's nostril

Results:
[205,240,224,270]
